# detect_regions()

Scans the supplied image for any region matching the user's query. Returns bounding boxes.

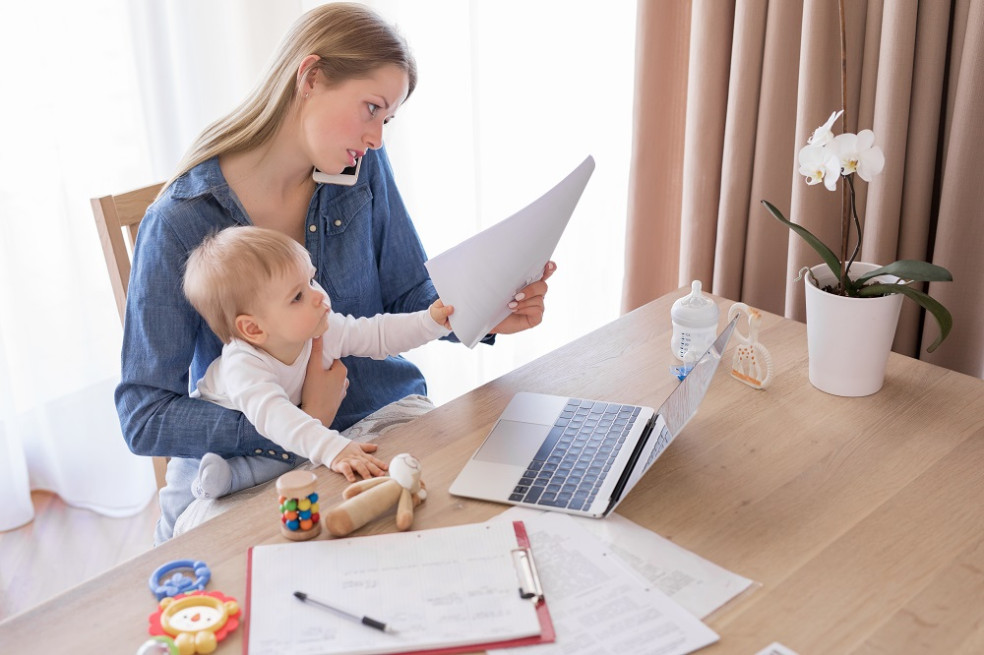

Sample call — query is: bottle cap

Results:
[671,281,719,328]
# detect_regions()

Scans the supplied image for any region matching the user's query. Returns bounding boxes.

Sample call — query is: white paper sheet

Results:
[572,512,754,619]
[494,509,720,655]
[424,156,595,348]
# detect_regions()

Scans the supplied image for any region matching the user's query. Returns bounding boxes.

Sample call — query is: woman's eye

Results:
[367,103,378,117]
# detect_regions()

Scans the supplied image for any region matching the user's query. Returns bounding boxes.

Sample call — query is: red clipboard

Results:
[243,520,555,655]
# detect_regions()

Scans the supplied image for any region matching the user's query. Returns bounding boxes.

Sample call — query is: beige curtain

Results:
[624,0,984,379]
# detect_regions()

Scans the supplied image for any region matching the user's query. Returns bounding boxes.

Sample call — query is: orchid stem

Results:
[845,174,862,285]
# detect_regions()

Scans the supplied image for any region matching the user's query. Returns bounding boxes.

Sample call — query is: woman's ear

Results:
[235,314,267,346]
[296,54,321,95]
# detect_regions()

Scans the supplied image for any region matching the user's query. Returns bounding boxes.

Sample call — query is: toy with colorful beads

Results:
[277,470,322,541]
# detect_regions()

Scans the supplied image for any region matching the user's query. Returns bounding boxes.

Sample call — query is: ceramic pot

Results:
[804,262,904,397]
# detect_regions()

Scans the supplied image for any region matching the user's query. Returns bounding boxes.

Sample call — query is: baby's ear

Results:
[235,314,266,345]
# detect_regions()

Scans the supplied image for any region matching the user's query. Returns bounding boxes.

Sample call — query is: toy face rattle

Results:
[148,590,240,655]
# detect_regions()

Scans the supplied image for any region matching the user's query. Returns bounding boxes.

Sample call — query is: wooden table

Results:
[4,291,983,654]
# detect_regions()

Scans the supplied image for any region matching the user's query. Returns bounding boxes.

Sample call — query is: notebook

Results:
[450,317,737,518]
[244,521,554,655]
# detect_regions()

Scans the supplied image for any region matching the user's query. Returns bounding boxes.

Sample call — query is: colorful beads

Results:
[276,470,322,541]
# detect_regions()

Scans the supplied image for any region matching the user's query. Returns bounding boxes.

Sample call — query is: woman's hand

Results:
[330,442,389,482]
[491,261,556,335]
[300,336,349,426]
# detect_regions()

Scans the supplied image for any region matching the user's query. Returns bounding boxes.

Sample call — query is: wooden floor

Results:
[0,490,160,622]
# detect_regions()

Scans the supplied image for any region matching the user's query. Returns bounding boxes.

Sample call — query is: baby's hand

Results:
[330,442,388,482]
[429,299,454,329]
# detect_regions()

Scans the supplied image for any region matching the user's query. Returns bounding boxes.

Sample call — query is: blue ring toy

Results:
[148,559,211,600]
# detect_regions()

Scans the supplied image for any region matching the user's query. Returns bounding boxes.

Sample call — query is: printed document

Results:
[425,156,595,348]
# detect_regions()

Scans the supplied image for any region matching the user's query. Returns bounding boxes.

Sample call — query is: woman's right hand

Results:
[300,336,349,426]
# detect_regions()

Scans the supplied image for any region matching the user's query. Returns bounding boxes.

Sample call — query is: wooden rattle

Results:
[324,453,427,537]
[276,470,322,541]
[728,302,774,389]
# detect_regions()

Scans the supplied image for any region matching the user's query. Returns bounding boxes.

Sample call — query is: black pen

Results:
[293,591,397,634]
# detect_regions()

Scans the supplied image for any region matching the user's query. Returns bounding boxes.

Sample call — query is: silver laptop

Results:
[450,317,737,518]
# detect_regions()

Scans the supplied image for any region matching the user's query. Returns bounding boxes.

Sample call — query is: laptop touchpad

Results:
[473,420,548,466]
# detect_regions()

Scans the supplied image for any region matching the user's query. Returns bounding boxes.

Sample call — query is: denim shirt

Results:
[116,147,471,463]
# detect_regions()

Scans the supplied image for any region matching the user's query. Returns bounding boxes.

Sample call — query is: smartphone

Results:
[312,157,362,185]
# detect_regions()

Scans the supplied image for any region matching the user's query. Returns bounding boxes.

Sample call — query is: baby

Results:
[160,225,451,534]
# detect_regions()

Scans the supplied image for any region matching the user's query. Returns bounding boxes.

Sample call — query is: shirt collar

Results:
[170,156,233,202]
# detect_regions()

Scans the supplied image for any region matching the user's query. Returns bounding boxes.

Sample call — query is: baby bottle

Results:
[670,280,720,362]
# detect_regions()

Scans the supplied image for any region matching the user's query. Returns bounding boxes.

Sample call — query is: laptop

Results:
[449,317,737,518]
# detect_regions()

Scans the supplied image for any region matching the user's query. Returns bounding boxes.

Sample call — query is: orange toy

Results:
[324,453,426,537]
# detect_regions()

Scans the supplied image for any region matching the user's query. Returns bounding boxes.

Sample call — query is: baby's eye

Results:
[310,278,317,287]
[292,291,303,303]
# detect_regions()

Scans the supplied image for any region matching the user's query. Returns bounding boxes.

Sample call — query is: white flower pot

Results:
[804,262,904,397]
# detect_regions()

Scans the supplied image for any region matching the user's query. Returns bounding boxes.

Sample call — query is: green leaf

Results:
[761,200,841,279]
[855,260,953,285]
[857,283,953,352]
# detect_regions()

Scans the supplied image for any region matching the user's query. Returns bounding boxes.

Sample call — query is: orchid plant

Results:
[762,110,953,352]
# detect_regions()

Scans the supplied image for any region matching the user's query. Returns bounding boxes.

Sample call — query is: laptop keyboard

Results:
[509,398,641,511]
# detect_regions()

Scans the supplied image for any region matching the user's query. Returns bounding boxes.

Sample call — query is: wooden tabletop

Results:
[4,290,983,654]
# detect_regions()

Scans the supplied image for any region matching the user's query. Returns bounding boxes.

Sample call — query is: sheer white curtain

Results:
[0,0,158,530]
[368,1,638,404]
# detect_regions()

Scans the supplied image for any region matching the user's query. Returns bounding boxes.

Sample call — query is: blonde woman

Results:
[116,3,554,543]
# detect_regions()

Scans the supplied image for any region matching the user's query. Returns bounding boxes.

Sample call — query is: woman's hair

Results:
[164,2,416,193]
[183,226,313,343]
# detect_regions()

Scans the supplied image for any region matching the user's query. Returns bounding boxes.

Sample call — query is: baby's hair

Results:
[183,226,313,343]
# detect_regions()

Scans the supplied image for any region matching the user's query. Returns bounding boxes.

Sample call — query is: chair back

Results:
[91,182,167,489]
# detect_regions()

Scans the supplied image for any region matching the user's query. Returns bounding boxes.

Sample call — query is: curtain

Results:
[624,0,984,379]
[0,0,159,530]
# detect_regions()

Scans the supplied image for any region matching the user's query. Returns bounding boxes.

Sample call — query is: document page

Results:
[574,512,754,619]
[494,510,719,655]
[425,156,595,348]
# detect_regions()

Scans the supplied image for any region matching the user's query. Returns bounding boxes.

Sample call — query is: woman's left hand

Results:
[491,261,556,335]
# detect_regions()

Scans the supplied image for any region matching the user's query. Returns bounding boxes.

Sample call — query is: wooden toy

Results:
[728,302,774,389]
[324,453,427,537]
[276,470,322,541]
[147,590,240,655]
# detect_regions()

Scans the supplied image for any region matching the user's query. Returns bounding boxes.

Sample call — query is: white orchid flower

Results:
[831,130,885,181]
[798,144,842,190]
[807,109,844,146]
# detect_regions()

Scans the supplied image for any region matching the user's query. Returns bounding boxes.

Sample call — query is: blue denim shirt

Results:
[116,147,471,464]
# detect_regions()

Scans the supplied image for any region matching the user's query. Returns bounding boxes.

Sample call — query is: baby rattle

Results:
[324,453,427,537]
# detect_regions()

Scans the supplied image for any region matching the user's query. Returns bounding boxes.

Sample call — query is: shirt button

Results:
[308,225,317,233]
[268,450,276,456]
[333,219,342,227]
[281,453,289,460]
[254,449,263,454]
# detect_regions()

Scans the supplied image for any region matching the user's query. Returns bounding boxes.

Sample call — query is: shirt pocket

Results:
[317,185,376,304]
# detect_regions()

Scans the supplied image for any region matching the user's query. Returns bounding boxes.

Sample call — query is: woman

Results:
[116,2,553,541]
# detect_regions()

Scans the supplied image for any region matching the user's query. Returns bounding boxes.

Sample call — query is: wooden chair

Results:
[91,182,168,490]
